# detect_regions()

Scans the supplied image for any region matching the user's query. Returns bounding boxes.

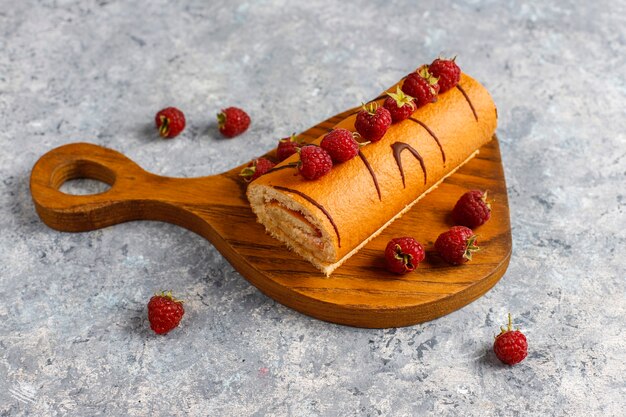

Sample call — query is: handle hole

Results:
[50,159,116,196]
[59,179,112,195]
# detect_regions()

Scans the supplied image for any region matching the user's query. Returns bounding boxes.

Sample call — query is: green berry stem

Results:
[499,313,513,334]
[158,116,170,137]
[463,235,480,260]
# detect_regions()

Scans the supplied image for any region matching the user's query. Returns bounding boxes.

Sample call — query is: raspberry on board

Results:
[434,226,479,265]
[452,190,491,228]
[384,237,425,274]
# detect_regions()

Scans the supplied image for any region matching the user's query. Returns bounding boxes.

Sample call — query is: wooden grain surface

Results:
[30,107,511,328]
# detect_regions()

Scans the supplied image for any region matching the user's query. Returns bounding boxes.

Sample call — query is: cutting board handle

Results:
[29,142,235,233]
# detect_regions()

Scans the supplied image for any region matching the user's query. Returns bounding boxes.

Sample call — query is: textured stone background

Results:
[1,0,625,416]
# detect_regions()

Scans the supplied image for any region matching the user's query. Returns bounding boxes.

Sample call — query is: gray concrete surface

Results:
[1,0,625,416]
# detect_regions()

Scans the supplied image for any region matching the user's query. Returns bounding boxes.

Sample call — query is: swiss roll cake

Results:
[247,72,497,275]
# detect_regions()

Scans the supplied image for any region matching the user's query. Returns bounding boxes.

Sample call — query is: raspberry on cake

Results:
[402,66,440,108]
[277,134,303,162]
[428,57,461,93]
[239,158,276,182]
[355,102,392,142]
[383,87,416,123]
[320,128,360,163]
[297,145,333,180]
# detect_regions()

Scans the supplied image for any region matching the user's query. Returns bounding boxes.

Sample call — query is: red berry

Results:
[384,237,425,274]
[147,291,185,335]
[354,103,392,142]
[401,66,440,108]
[217,107,250,138]
[320,128,360,163]
[298,145,333,180]
[428,57,461,93]
[383,87,416,123]
[277,134,303,162]
[493,313,528,365]
[155,107,186,138]
[452,190,491,228]
[434,226,479,265]
[239,157,275,182]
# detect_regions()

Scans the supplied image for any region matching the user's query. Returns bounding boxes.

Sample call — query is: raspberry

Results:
[155,107,186,138]
[493,313,528,365]
[383,87,416,123]
[434,226,479,265]
[428,57,461,93]
[354,102,392,142]
[277,134,303,162]
[147,291,185,335]
[401,66,440,108]
[239,157,275,182]
[384,237,425,274]
[452,190,491,228]
[298,145,333,180]
[217,107,250,138]
[320,128,360,163]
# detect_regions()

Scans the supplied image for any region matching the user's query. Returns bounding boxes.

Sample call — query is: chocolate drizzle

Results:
[266,164,295,175]
[391,142,427,187]
[456,84,478,121]
[358,150,381,200]
[407,117,446,163]
[273,186,341,248]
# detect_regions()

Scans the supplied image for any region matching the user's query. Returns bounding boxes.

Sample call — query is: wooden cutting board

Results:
[30,107,511,328]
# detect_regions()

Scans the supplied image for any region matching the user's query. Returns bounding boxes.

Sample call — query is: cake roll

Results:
[247,72,497,275]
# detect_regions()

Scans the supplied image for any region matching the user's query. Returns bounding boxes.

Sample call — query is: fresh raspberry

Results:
[298,145,333,180]
[155,107,186,138]
[428,57,461,93]
[452,190,491,228]
[277,134,303,162]
[217,107,250,138]
[355,102,392,142]
[239,157,275,182]
[384,237,425,274]
[401,66,440,108]
[383,86,416,123]
[434,226,479,265]
[320,128,360,163]
[147,291,185,335]
[493,313,528,365]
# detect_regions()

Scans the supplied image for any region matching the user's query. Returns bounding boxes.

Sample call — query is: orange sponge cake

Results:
[247,72,497,275]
